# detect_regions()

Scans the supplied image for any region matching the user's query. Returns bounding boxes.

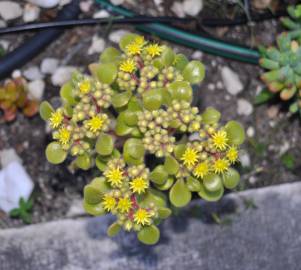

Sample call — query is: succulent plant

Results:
[281,5,301,36]
[40,33,245,245]
[0,77,39,122]
[259,4,301,114]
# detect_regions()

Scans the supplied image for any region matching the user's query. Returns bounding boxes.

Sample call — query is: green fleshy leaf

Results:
[174,144,186,159]
[123,110,138,126]
[142,89,162,111]
[201,107,221,124]
[45,142,67,164]
[137,225,160,245]
[63,103,73,117]
[119,33,140,51]
[174,54,189,71]
[124,138,145,160]
[138,189,166,208]
[123,151,143,165]
[198,183,224,202]
[96,63,117,85]
[39,101,54,121]
[157,207,172,219]
[186,176,201,192]
[161,46,175,67]
[160,88,172,106]
[60,82,77,105]
[107,222,121,237]
[84,185,103,205]
[83,201,105,216]
[169,179,191,207]
[115,114,133,136]
[254,89,275,105]
[168,81,193,102]
[150,165,168,185]
[111,91,132,108]
[96,133,114,156]
[164,155,179,175]
[95,155,109,171]
[75,153,91,170]
[182,60,205,84]
[289,102,299,113]
[222,168,240,189]
[100,47,121,63]
[225,120,245,146]
[90,177,110,193]
[203,174,223,192]
[154,177,174,191]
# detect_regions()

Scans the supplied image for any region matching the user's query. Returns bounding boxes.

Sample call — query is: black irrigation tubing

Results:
[0,0,81,80]
[0,17,195,35]
[0,0,286,79]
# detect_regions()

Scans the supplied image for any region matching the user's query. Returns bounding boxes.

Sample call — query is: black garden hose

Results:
[0,0,81,80]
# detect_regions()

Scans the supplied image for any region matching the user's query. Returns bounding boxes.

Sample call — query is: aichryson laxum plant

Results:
[259,5,301,114]
[40,33,245,245]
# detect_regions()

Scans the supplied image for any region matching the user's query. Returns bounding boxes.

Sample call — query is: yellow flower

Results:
[49,111,63,129]
[226,146,239,164]
[213,158,229,174]
[181,147,199,169]
[212,130,228,151]
[104,167,124,187]
[102,194,116,212]
[130,177,149,194]
[56,127,71,145]
[193,161,210,179]
[145,43,163,58]
[117,197,132,213]
[120,59,136,73]
[134,36,145,46]
[133,208,152,226]
[86,115,104,133]
[79,79,91,94]
[126,42,142,56]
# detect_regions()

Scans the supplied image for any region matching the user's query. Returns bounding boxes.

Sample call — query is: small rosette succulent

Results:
[0,77,39,122]
[40,33,245,245]
[259,5,301,114]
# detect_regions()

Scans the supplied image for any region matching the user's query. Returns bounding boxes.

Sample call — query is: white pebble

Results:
[237,98,253,116]
[93,10,110,19]
[51,66,76,86]
[110,0,124,5]
[0,161,34,213]
[40,58,59,75]
[88,36,106,55]
[239,150,251,168]
[0,148,22,168]
[246,126,255,137]
[208,83,215,91]
[27,79,45,101]
[221,66,243,95]
[109,30,130,43]
[26,0,60,8]
[11,69,22,79]
[191,51,203,60]
[23,66,44,81]
[23,4,40,22]
[183,0,203,16]
[0,1,23,21]
[171,2,186,18]
[0,40,10,51]
[80,0,93,13]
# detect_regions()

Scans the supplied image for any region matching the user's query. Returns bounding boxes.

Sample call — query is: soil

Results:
[1,0,301,228]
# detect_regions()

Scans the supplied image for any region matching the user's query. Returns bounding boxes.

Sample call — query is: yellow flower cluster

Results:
[181,132,239,179]
[100,159,155,231]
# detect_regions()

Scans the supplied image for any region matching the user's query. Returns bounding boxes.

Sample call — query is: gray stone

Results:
[1,182,301,270]
[0,1,23,21]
